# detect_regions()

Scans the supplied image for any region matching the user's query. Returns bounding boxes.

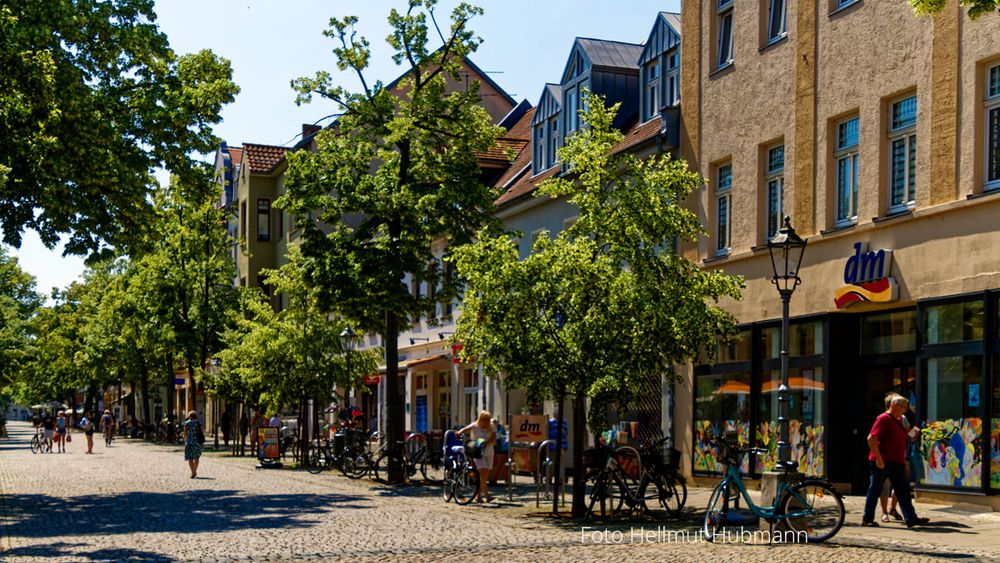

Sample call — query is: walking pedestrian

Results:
[55,410,68,453]
[862,395,930,528]
[81,411,96,454]
[239,411,249,456]
[101,410,115,447]
[41,412,54,452]
[250,408,262,456]
[457,410,496,503]
[182,410,204,478]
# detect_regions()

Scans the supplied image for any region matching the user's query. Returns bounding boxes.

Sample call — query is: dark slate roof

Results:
[577,38,644,69]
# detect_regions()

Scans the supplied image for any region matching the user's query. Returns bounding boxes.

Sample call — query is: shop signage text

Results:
[834,242,898,309]
[511,414,546,442]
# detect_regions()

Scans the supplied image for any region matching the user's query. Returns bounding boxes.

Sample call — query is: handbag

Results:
[66,433,72,443]
[465,439,485,460]
[196,423,206,445]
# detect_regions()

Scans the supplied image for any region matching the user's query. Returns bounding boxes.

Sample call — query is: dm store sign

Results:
[833,242,898,309]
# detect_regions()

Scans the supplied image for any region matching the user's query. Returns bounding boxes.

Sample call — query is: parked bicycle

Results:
[30,426,47,454]
[372,432,443,484]
[703,434,845,543]
[633,437,688,518]
[306,427,371,479]
[442,430,479,505]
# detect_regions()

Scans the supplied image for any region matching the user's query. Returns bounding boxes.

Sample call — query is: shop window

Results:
[923,300,984,345]
[861,310,917,355]
[438,390,451,431]
[757,367,826,476]
[437,371,449,388]
[694,371,752,474]
[717,329,752,363]
[760,321,824,359]
[414,373,427,390]
[991,358,1000,490]
[920,355,983,489]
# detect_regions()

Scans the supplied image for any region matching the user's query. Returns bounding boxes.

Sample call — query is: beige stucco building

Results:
[677,0,1000,507]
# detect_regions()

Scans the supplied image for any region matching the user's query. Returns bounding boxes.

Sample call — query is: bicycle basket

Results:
[666,447,682,470]
[464,439,485,460]
[717,439,743,467]
[582,447,611,469]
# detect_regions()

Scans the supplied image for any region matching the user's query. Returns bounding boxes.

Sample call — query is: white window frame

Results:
[547,116,559,168]
[644,60,661,122]
[767,0,787,43]
[717,0,734,70]
[716,162,733,255]
[665,49,680,106]
[834,117,860,226]
[765,145,785,240]
[888,95,917,213]
[985,63,1000,191]
[533,123,546,174]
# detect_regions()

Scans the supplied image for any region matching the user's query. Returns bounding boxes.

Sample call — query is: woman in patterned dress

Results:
[182,410,203,478]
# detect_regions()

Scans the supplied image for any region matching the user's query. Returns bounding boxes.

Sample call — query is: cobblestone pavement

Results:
[1,421,998,562]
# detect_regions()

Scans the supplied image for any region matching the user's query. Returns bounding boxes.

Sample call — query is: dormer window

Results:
[533,124,546,174]
[547,117,559,166]
[566,88,579,133]
[644,61,661,121]
[665,48,680,106]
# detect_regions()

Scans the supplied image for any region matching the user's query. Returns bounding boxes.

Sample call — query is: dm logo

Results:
[833,242,898,309]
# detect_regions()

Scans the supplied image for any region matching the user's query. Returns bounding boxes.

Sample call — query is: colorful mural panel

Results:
[754,420,825,477]
[920,418,982,488]
[991,418,999,490]
[693,419,750,474]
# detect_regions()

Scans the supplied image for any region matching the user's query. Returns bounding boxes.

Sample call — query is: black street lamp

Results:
[766,216,807,469]
[340,326,357,418]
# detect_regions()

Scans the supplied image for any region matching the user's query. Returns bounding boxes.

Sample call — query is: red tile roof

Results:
[612,118,662,155]
[504,107,535,141]
[243,143,288,174]
[226,147,243,167]
[495,164,560,206]
[478,138,528,163]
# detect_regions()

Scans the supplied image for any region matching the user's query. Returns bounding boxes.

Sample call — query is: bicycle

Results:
[703,435,845,543]
[372,432,443,484]
[306,428,370,479]
[442,431,480,505]
[633,438,688,518]
[30,427,45,454]
[584,445,647,518]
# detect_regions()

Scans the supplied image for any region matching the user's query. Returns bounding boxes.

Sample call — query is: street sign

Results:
[173,378,185,385]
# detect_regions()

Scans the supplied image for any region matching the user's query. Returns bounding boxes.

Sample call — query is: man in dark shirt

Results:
[862,395,930,528]
[31,411,42,428]
[41,413,55,452]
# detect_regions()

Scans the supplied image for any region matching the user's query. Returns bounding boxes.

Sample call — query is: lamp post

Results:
[765,216,807,469]
[340,326,357,423]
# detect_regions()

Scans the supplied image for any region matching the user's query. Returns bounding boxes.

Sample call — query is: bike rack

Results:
[504,450,516,502]
[535,440,560,508]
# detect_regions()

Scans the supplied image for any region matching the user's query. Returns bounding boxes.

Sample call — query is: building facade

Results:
[678,0,1000,506]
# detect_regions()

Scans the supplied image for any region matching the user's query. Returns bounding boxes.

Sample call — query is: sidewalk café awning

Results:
[31,401,69,411]
[762,376,825,393]
[713,380,751,395]
[378,354,450,372]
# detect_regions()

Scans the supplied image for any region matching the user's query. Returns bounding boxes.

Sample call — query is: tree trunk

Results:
[385,309,404,482]
[84,382,97,417]
[165,353,175,421]
[571,389,587,518]
[553,387,566,515]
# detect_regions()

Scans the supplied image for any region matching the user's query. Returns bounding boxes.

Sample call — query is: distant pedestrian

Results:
[221,410,232,447]
[81,411,96,454]
[269,413,281,428]
[55,411,68,453]
[862,395,930,528]
[182,410,204,478]
[250,409,263,455]
[239,412,249,456]
[41,412,54,452]
[101,410,115,447]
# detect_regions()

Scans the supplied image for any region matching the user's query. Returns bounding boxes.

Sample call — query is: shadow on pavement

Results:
[2,489,370,540]
[2,542,171,561]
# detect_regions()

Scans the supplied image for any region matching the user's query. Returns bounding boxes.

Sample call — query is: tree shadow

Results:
[3,489,370,540]
[2,542,172,561]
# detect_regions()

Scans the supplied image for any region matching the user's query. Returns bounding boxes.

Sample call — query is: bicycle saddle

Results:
[776,460,799,472]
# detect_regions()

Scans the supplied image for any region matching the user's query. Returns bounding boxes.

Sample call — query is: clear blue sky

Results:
[8,0,679,297]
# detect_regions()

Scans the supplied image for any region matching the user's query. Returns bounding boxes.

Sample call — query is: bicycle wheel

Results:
[639,472,687,518]
[452,463,480,505]
[586,469,626,518]
[372,451,399,484]
[442,466,455,502]
[30,435,41,454]
[341,450,371,480]
[703,482,738,542]
[779,481,845,543]
[419,449,445,484]
[306,445,325,474]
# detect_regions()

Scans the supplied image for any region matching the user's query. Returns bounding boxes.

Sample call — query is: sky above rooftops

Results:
[9,0,679,298]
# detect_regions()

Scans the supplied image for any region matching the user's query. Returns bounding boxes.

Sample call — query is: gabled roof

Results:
[504,104,535,141]
[531,83,562,126]
[243,144,288,174]
[575,37,644,70]
[493,108,536,189]
[226,147,243,167]
[639,12,682,66]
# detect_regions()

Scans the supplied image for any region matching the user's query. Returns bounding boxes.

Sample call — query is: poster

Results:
[511,415,546,443]
[969,384,980,408]
[258,427,280,460]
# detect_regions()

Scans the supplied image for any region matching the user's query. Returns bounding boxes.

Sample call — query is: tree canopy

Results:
[0,0,239,257]
[452,91,743,515]
[909,0,999,18]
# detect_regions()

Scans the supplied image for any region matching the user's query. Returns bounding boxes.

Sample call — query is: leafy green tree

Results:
[0,249,42,401]
[909,0,999,18]
[0,1,238,257]
[281,0,505,476]
[211,248,379,462]
[452,91,743,516]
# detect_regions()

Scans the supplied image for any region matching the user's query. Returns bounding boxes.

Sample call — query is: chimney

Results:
[302,123,321,138]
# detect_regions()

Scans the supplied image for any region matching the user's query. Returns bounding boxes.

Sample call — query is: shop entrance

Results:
[849,360,916,493]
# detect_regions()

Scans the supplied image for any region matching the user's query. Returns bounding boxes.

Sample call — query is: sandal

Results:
[861,521,879,527]
[881,514,890,523]
[889,509,903,521]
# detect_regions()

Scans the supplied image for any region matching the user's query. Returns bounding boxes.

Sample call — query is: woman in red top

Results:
[862,395,929,528]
